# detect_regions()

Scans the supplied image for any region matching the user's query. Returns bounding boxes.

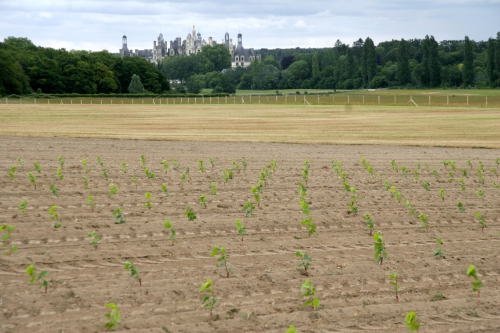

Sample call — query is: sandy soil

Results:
[1,136,500,333]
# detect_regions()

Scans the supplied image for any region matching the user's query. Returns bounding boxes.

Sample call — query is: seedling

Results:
[28,172,37,189]
[88,230,99,250]
[417,162,421,169]
[425,163,429,171]
[405,311,420,332]
[112,207,125,224]
[242,157,248,170]
[301,280,320,311]
[439,189,444,201]
[260,167,270,186]
[298,182,307,197]
[222,169,233,185]
[121,161,127,173]
[384,180,390,191]
[56,167,64,180]
[131,176,138,188]
[210,182,217,195]
[494,182,500,189]
[423,181,430,191]
[49,205,60,228]
[97,155,103,167]
[387,270,401,302]
[185,167,191,180]
[143,192,152,210]
[198,159,205,172]
[458,178,466,191]
[144,168,155,179]
[406,200,415,215]
[82,158,90,173]
[1,224,18,256]
[162,159,169,173]
[164,219,176,246]
[26,264,51,293]
[478,160,484,172]
[172,159,180,170]
[109,183,118,196]
[413,169,419,183]
[87,196,97,212]
[243,200,255,217]
[101,168,108,179]
[434,238,446,258]
[295,251,311,276]
[251,185,261,207]
[419,213,429,231]
[235,220,246,241]
[401,166,408,178]
[496,158,500,167]
[492,168,498,177]
[287,326,298,333]
[394,191,402,203]
[180,172,187,185]
[33,162,41,173]
[448,171,454,182]
[209,157,215,169]
[432,169,439,179]
[49,184,58,197]
[200,194,208,208]
[17,158,24,168]
[449,160,457,171]
[301,167,309,186]
[349,200,358,214]
[391,160,399,172]
[140,154,146,168]
[367,165,374,177]
[476,188,484,201]
[466,265,483,298]
[342,181,350,192]
[82,176,89,189]
[300,198,311,216]
[474,212,487,231]
[58,156,64,169]
[441,160,449,169]
[462,168,468,177]
[19,200,28,215]
[232,161,240,173]
[270,159,277,173]
[301,218,316,237]
[364,214,375,235]
[104,302,121,332]
[211,244,233,278]
[185,206,197,221]
[467,160,473,169]
[124,261,141,286]
[457,201,465,212]
[161,184,169,197]
[373,231,387,265]
[200,279,217,321]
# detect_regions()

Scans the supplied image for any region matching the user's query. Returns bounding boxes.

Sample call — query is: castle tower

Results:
[120,35,130,57]
[225,32,229,49]
[237,33,243,48]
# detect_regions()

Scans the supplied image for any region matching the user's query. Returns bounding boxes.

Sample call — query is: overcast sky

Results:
[1,0,499,52]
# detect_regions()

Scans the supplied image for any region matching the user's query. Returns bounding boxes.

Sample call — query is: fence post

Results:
[486,96,488,106]
[447,96,449,106]
[225,96,227,104]
[210,96,211,104]
[378,96,380,105]
[317,95,319,104]
[276,95,278,103]
[235,96,236,104]
[429,96,430,106]
[82,100,83,104]
[363,95,364,105]
[295,95,297,102]
[467,96,469,106]
[259,95,260,104]
[5,98,7,104]
[34,98,36,104]
[348,95,350,104]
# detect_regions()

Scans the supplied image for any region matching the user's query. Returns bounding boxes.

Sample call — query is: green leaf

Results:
[200,279,212,291]
[38,270,48,280]
[312,298,320,309]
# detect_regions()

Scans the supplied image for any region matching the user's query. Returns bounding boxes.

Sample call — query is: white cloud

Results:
[295,20,307,28]
[39,12,53,18]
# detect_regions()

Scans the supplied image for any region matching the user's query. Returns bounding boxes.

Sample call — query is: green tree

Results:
[397,39,411,85]
[361,37,377,88]
[496,32,500,83]
[186,74,204,93]
[286,60,310,88]
[462,36,475,87]
[428,36,441,87]
[486,38,496,84]
[312,53,320,79]
[128,74,144,93]
[200,44,231,72]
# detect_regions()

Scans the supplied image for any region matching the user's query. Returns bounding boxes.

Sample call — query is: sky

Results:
[1,0,499,52]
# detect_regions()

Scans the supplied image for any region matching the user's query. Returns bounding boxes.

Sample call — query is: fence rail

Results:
[1,95,499,107]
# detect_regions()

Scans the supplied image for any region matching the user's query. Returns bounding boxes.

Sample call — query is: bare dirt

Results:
[1,136,500,333]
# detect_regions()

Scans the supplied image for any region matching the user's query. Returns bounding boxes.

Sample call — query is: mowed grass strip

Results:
[1,104,499,148]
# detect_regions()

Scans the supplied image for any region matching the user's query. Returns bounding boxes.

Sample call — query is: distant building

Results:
[167,25,216,57]
[119,34,153,62]
[152,33,167,63]
[227,33,260,68]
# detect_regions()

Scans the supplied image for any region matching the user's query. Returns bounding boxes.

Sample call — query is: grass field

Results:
[1,104,500,148]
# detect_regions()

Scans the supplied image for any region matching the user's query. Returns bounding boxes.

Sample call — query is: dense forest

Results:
[1,33,500,96]
[0,37,170,96]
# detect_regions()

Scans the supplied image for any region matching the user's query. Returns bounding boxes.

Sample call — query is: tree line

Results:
[0,37,170,96]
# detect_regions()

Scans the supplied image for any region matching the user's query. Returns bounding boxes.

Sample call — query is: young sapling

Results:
[458,178,466,191]
[26,264,51,293]
[260,167,270,186]
[198,159,205,172]
[235,220,246,241]
[33,162,41,173]
[56,167,64,180]
[199,194,208,208]
[457,201,465,212]
[144,168,155,179]
[301,280,320,311]
[104,302,121,332]
[494,182,500,189]
[200,279,217,321]
[19,200,28,215]
[180,172,187,186]
[109,183,118,196]
[172,159,180,170]
[232,161,240,173]
[373,231,387,265]
[242,157,248,170]
[387,270,401,302]
[476,188,484,201]
[131,176,138,188]
[88,230,99,250]
[1,224,18,256]
[419,213,429,231]
[301,218,317,237]
[49,184,58,197]
[401,166,408,178]
[162,159,169,173]
[160,184,169,197]
[405,311,420,332]
[101,168,109,179]
[17,158,25,168]
[405,200,415,215]
[112,207,125,224]
[163,219,176,246]
[143,192,152,210]
[87,195,97,212]
[390,160,399,172]
[209,157,215,169]
[222,169,233,185]
[58,156,65,169]
[298,182,307,197]
[439,189,444,201]
[210,182,217,195]
[49,205,61,228]
[140,155,146,168]
[124,261,141,286]
[423,181,430,191]
[467,265,483,298]
[287,325,298,333]
[447,171,454,182]
[462,168,468,177]
[301,167,309,186]
[467,160,473,169]
[121,161,127,173]
[251,185,261,207]
[434,238,446,258]
[82,176,89,189]
[243,200,255,217]
[28,172,37,189]
[185,167,191,180]
[295,251,312,276]
[432,169,439,179]
[97,155,103,167]
[300,198,311,216]
[384,180,390,191]
[474,212,487,231]
[82,158,90,173]
[364,214,375,235]
[8,166,17,181]
[185,206,197,221]
[211,245,233,278]
[441,160,449,169]
[425,163,429,171]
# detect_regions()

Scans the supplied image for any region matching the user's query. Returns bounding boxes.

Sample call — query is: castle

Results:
[120,26,260,68]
